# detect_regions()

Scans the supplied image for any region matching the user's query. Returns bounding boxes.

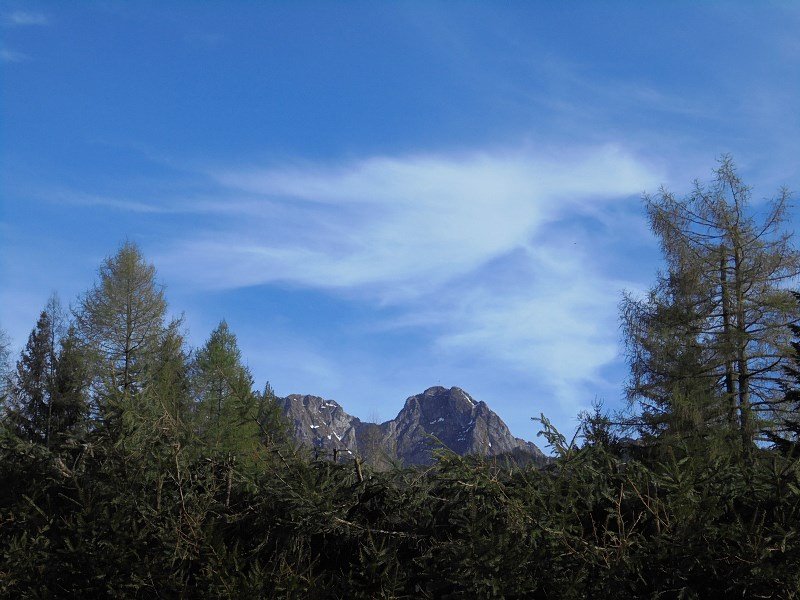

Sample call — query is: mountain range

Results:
[276,386,546,468]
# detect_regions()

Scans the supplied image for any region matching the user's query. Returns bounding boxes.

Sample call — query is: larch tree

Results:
[143,324,193,440]
[193,320,261,459]
[75,241,167,426]
[622,157,800,456]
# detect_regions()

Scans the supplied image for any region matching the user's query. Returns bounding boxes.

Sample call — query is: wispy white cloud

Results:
[46,190,172,213]
[33,187,271,216]
[151,145,660,411]
[8,144,661,416]
[1,9,50,63]
[161,146,659,296]
[1,48,29,62]
[431,244,628,411]
[4,10,49,26]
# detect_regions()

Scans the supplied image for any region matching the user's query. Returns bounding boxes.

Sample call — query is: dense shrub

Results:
[2,425,799,598]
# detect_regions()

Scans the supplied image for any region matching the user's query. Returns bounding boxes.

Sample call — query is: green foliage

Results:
[193,320,264,464]
[771,293,800,454]
[48,325,91,448]
[3,300,89,451]
[2,410,800,598]
[75,241,168,426]
[255,381,292,449]
[622,157,800,454]
[5,309,55,444]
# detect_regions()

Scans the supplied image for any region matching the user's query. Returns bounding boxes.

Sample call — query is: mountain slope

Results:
[277,386,545,467]
[388,386,544,465]
[277,394,360,459]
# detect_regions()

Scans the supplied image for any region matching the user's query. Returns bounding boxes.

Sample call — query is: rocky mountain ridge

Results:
[277,386,545,467]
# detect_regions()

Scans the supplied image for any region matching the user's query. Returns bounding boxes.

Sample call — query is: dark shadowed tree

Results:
[769,292,800,453]
[0,328,10,414]
[3,297,88,448]
[5,309,55,444]
[49,325,90,444]
[0,325,10,399]
[254,381,291,448]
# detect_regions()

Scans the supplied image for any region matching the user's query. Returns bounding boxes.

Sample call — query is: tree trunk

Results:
[720,247,737,430]
[733,242,752,458]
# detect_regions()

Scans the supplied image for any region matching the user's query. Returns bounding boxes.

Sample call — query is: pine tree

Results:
[622,157,800,454]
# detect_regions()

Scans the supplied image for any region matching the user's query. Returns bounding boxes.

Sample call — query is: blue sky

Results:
[2,2,799,442]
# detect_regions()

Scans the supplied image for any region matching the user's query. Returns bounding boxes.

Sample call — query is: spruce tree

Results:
[255,381,291,448]
[4,301,89,448]
[49,325,90,445]
[139,322,194,444]
[5,310,55,444]
[770,292,800,453]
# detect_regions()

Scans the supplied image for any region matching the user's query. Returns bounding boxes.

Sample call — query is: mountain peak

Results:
[279,386,545,468]
[420,386,476,404]
[408,386,482,415]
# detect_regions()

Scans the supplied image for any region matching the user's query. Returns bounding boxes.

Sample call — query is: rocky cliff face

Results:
[277,386,545,467]
[277,394,361,459]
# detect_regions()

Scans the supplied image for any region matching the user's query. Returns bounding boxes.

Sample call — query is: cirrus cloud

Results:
[4,10,49,27]
[154,145,660,412]
[161,145,659,298]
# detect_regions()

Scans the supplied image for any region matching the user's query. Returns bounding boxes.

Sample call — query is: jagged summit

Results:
[277,394,360,458]
[405,386,479,410]
[277,386,545,467]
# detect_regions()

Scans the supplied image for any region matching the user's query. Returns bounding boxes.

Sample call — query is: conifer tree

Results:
[48,325,90,446]
[255,381,290,448]
[5,309,55,444]
[770,292,800,453]
[622,157,800,454]
[193,320,261,458]
[2,297,88,448]
[145,323,193,439]
[0,325,10,400]
[75,241,167,426]
[621,267,727,446]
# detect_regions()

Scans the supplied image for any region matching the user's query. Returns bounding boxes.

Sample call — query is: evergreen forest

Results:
[2,158,800,598]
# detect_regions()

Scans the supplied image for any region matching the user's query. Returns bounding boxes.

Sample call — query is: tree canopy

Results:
[75,241,168,426]
[622,157,800,454]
